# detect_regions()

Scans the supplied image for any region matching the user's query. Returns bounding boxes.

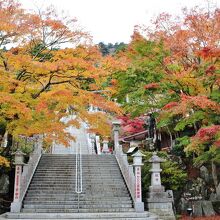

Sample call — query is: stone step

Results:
[28,184,126,187]
[21,208,135,213]
[29,183,126,187]
[36,167,120,170]
[31,178,125,182]
[40,160,117,162]
[24,198,132,203]
[31,179,124,183]
[27,188,128,192]
[33,173,121,176]
[38,163,118,165]
[38,162,118,165]
[4,212,158,220]
[26,192,130,196]
[30,179,125,184]
[24,195,131,199]
[41,155,114,157]
[25,190,130,194]
[27,189,128,193]
[29,184,127,191]
[32,178,124,180]
[24,197,132,201]
[23,200,132,205]
[35,168,120,171]
[23,204,133,209]
[34,171,121,174]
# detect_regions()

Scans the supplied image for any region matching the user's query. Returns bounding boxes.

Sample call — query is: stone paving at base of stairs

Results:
[1,212,158,220]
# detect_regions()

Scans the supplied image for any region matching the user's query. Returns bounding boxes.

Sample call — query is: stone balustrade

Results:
[112,121,144,212]
[115,147,136,201]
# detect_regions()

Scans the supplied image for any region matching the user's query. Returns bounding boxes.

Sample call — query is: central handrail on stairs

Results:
[75,143,82,212]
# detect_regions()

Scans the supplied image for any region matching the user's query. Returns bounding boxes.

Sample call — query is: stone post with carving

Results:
[112,120,121,153]
[132,150,145,212]
[11,149,26,212]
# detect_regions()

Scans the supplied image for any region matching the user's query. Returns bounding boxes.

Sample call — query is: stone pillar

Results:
[96,136,101,154]
[90,135,96,154]
[102,140,110,154]
[147,152,175,220]
[132,150,145,212]
[112,120,121,153]
[11,149,25,212]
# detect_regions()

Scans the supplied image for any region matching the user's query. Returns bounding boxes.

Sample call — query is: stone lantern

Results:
[102,140,110,154]
[132,150,145,212]
[133,150,144,167]
[147,152,175,220]
[149,152,165,192]
[112,120,121,132]
[13,149,26,165]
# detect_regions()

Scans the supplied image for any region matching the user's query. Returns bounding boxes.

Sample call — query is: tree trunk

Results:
[167,127,173,149]
[1,133,13,157]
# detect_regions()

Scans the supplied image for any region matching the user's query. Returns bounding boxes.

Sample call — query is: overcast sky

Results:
[20,0,219,44]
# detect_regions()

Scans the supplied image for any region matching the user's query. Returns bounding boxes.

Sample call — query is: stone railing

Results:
[115,146,135,202]
[20,137,43,201]
[113,121,144,212]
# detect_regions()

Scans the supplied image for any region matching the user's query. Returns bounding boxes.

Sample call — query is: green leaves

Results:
[142,151,187,192]
[194,146,220,167]
[174,111,206,131]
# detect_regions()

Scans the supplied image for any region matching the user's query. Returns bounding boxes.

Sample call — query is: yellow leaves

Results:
[88,93,122,115]
[0,156,10,168]
[85,112,112,137]
[102,55,128,72]
[0,92,31,119]
[6,51,32,71]
[0,2,124,147]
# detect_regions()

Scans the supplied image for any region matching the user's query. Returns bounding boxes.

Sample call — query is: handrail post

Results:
[75,143,82,212]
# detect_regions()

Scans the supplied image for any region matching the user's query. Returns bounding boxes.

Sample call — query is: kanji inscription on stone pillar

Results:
[135,166,142,202]
[14,165,22,202]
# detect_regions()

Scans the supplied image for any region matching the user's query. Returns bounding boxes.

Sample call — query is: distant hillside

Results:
[97,42,127,56]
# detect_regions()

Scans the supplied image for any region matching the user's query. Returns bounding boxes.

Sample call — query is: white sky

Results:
[19,0,219,44]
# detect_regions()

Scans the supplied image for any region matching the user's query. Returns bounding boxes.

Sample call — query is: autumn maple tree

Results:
[0,0,122,161]
[113,5,220,190]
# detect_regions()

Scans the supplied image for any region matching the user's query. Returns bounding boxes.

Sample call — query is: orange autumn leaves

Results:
[0,0,123,148]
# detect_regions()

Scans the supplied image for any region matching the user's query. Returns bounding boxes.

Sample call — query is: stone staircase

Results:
[5,154,158,219]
